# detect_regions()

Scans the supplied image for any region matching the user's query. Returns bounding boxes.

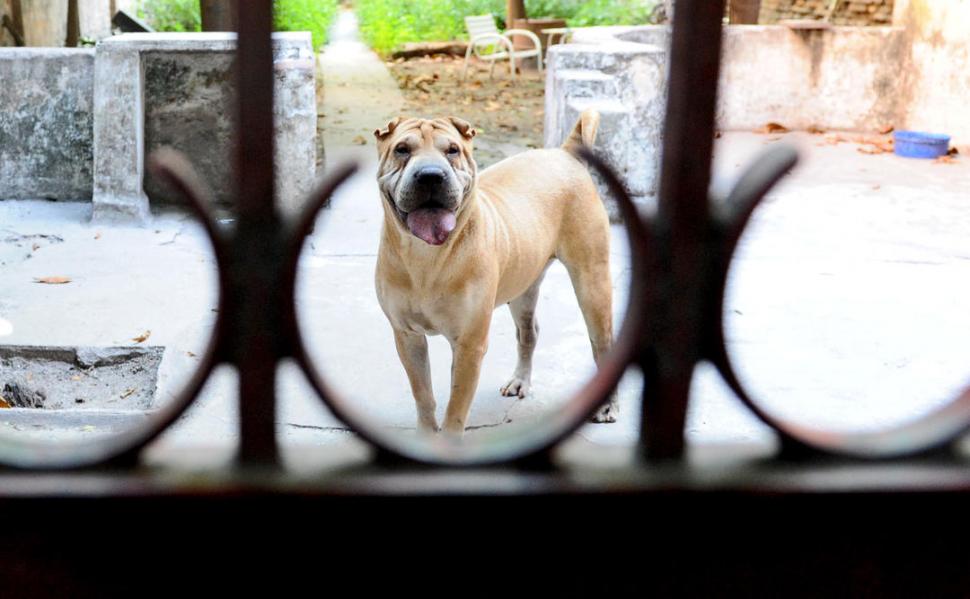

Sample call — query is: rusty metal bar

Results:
[232,0,280,465]
[643,0,728,459]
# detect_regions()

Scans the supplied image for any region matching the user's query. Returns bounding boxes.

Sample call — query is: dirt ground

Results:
[385,54,545,168]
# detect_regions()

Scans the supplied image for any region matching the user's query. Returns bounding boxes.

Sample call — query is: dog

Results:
[373,109,615,435]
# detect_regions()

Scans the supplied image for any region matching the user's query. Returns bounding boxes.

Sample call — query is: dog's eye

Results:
[446,144,460,156]
[394,143,410,156]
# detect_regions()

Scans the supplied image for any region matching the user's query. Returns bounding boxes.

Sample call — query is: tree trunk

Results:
[728,0,761,24]
[200,0,237,31]
[507,0,526,24]
[65,0,79,45]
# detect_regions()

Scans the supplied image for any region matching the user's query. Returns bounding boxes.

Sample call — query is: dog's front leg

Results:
[442,319,491,436]
[393,329,438,432]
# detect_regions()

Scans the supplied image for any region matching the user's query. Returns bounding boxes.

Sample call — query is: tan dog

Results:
[373,109,615,435]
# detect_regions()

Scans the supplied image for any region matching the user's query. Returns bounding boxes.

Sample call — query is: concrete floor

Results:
[1,10,969,463]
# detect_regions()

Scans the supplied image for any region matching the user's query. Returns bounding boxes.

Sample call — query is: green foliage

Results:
[567,0,657,27]
[355,0,658,55]
[274,0,340,52]
[356,0,504,55]
[136,0,201,32]
[137,0,339,50]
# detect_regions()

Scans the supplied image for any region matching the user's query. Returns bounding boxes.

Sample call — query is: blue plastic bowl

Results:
[894,130,951,159]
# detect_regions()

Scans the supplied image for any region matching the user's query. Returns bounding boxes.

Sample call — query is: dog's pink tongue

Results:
[406,207,456,245]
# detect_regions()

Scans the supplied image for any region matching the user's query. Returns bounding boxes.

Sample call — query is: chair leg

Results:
[461,45,474,81]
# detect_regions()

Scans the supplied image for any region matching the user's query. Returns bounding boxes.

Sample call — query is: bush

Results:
[355,0,658,55]
[137,0,339,50]
[274,0,340,52]
[137,0,201,32]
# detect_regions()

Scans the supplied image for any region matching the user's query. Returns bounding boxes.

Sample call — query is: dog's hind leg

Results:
[558,245,617,423]
[500,269,548,398]
[393,329,438,432]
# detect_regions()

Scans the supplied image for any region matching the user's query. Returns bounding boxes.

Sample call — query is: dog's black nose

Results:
[414,166,446,187]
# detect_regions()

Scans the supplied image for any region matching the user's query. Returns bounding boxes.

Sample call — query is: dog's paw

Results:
[500,376,531,398]
[588,398,618,423]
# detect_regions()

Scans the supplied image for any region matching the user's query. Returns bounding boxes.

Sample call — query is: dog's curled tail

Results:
[561,109,600,156]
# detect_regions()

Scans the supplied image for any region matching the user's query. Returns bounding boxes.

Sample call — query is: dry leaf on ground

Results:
[351,135,367,145]
[132,330,151,343]
[0,396,10,409]
[120,388,136,400]
[34,276,71,284]
[757,122,789,134]
[935,155,957,164]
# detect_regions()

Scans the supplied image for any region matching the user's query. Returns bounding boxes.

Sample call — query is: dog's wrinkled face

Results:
[374,116,478,246]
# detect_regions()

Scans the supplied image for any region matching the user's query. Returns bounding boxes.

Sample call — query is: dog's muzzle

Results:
[397,165,461,246]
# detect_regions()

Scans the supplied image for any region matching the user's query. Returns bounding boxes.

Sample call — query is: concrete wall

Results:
[142,51,236,207]
[894,0,970,147]
[718,25,905,131]
[0,48,95,200]
[559,24,906,134]
[0,32,317,220]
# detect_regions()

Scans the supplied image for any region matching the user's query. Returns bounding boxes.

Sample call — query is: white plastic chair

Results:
[461,14,543,81]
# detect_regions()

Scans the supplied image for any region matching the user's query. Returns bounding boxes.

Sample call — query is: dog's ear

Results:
[374,117,404,141]
[448,116,477,140]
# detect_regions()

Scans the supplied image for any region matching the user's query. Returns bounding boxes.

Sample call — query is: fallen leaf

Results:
[807,124,826,135]
[855,135,894,153]
[757,122,789,134]
[34,276,71,284]
[934,155,957,164]
[947,146,959,156]
[132,330,151,343]
[31,243,40,252]
[120,388,136,400]
[857,145,883,155]
[878,125,895,135]
[186,351,197,358]
[0,397,9,409]
[351,135,367,145]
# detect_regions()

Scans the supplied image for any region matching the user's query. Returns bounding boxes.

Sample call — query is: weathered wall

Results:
[0,48,95,200]
[894,0,970,147]
[718,25,905,131]
[142,51,236,207]
[760,0,894,25]
[0,33,317,220]
[562,25,905,134]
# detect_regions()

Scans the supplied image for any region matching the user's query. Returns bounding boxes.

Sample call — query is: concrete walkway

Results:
[278,9,641,453]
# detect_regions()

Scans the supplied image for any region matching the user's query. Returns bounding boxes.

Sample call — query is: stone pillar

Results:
[272,33,317,220]
[92,41,149,223]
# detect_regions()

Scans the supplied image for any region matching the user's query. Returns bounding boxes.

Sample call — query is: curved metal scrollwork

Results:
[2,0,968,469]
